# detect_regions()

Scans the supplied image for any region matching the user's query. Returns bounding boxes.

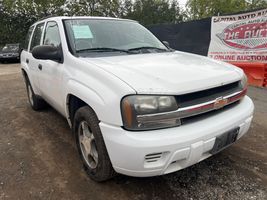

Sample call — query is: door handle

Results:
[38,64,42,71]
[26,59,29,64]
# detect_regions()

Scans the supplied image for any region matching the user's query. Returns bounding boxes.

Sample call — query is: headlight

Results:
[240,73,248,90]
[121,95,180,130]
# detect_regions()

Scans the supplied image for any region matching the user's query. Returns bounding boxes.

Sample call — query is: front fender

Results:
[64,79,132,127]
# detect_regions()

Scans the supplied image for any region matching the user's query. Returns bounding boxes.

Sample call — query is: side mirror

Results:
[163,41,170,48]
[32,45,63,63]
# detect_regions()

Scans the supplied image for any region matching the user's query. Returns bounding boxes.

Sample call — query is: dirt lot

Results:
[0,63,266,200]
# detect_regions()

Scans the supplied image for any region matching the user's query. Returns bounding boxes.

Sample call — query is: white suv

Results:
[21,16,254,182]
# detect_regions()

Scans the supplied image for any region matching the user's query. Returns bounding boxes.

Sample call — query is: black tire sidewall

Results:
[24,76,46,111]
[25,78,36,108]
[73,106,115,181]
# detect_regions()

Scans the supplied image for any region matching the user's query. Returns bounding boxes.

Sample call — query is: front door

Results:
[37,21,65,114]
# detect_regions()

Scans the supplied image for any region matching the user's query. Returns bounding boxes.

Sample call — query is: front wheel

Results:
[73,106,116,182]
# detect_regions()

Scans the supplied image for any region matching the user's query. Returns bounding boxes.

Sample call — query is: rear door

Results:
[20,26,36,90]
[23,23,45,94]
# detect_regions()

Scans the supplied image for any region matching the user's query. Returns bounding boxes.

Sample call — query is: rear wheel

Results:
[73,106,116,182]
[25,77,46,110]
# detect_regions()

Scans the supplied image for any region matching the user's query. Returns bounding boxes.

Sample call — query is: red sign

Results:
[217,20,267,50]
[208,9,267,63]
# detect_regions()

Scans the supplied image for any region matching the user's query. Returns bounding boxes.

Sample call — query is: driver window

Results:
[43,21,61,48]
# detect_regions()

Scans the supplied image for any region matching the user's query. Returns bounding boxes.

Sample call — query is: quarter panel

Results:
[20,50,40,94]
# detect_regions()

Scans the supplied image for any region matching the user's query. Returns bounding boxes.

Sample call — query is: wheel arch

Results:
[65,79,109,127]
[67,94,88,126]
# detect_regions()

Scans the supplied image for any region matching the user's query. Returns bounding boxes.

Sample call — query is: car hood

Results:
[80,51,242,95]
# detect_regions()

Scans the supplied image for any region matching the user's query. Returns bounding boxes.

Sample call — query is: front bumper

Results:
[100,96,254,177]
[0,55,19,61]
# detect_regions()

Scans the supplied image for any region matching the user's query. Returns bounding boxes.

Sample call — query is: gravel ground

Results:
[0,63,266,200]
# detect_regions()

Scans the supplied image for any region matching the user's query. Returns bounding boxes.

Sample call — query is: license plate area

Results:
[210,127,239,155]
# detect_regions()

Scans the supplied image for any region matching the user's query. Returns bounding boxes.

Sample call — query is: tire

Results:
[73,106,116,182]
[25,77,46,111]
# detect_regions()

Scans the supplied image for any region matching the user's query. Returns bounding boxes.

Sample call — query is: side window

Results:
[43,21,61,47]
[23,26,34,51]
[30,23,45,52]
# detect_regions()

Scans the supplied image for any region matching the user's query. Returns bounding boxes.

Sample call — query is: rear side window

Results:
[30,23,45,52]
[23,26,34,51]
[43,21,61,48]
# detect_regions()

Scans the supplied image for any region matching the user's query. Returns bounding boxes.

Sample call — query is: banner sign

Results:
[208,8,267,63]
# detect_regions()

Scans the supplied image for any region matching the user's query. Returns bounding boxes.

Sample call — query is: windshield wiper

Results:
[76,47,130,53]
[76,46,171,54]
[127,46,170,52]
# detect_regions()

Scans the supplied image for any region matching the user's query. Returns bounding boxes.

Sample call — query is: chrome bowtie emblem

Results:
[214,97,228,110]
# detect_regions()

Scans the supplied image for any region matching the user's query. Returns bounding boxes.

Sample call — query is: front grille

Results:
[3,54,12,57]
[136,81,245,130]
[176,81,241,108]
[182,100,240,125]
[176,81,242,124]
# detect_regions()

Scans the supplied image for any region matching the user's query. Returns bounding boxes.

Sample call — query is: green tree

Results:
[0,0,65,44]
[64,0,121,17]
[3,0,65,18]
[186,0,267,20]
[186,0,247,20]
[248,0,267,9]
[123,0,184,25]
[0,0,184,44]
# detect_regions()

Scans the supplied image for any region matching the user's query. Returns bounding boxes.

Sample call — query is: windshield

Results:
[2,44,19,52]
[63,19,168,56]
